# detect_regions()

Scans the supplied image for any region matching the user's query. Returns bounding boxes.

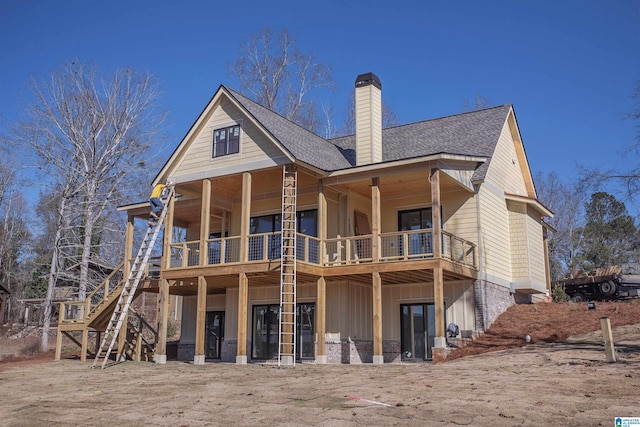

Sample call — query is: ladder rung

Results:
[93,188,175,368]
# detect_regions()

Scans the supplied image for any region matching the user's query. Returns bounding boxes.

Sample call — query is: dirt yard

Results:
[1,301,639,426]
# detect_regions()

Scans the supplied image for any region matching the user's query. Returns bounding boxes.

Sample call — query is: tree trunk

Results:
[41,196,66,353]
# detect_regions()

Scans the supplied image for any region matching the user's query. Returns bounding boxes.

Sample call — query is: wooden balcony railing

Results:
[442,230,477,267]
[167,229,477,270]
[59,261,125,323]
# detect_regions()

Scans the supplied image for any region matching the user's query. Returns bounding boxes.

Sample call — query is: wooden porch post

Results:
[163,190,175,270]
[316,277,326,364]
[372,271,383,364]
[433,267,446,353]
[55,328,63,361]
[236,272,248,364]
[199,179,211,266]
[371,178,380,262]
[80,329,89,362]
[116,315,128,362]
[156,186,176,364]
[154,278,170,364]
[124,215,134,279]
[316,182,327,363]
[115,215,136,362]
[240,172,251,263]
[430,169,446,354]
[431,169,442,258]
[194,276,207,365]
[318,180,327,264]
[371,177,383,364]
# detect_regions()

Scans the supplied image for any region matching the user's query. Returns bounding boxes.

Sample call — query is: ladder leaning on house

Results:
[92,187,175,369]
[278,167,297,367]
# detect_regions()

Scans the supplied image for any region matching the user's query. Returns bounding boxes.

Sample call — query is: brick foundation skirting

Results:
[474,279,513,331]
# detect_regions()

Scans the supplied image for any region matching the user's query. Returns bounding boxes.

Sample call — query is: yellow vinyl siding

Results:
[478,185,512,279]
[355,85,382,165]
[508,203,530,282]
[526,206,546,285]
[506,201,547,292]
[442,189,479,244]
[173,98,284,179]
[485,121,528,196]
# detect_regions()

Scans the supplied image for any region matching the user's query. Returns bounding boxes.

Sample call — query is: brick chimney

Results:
[355,72,382,166]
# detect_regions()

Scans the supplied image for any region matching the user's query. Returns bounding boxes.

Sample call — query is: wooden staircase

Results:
[56,188,174,365]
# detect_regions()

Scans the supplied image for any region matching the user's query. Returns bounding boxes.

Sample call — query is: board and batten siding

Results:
[179,296,197,343]
[326,280,372,340]
[381,280,475,340]
[172,98,284,180]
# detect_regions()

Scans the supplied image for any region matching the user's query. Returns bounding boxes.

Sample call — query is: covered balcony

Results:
[167,229,476,270]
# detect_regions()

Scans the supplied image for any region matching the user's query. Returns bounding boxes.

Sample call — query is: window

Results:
[212,124,240,158]
[400,303,444,361]
[248,210,317,261]
[252,303,315,360]
[398,208,433,231]
[398,208,435,258]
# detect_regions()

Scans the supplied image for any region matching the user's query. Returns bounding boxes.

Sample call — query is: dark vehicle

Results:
[558,274,640,302]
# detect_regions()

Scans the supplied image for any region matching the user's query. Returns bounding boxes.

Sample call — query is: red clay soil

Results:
[446,299,640,361]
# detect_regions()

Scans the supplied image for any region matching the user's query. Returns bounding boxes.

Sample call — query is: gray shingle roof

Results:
[226,86,511,180]
[225,87,352,170]
[330,105,511,180]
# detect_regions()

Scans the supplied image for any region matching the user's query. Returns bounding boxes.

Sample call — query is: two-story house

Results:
[58,72,552,365]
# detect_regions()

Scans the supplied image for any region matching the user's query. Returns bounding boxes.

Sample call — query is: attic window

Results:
[213,124,240,158]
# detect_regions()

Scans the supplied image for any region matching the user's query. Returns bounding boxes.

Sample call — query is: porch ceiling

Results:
[326,170,465,199]
[129,167,469,227]
[155,260,475,296]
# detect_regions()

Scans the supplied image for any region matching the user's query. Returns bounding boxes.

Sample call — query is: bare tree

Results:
[228,28,334,134]
[0,191,30,295]
[0,138,30,307]
[338,91,400,137]
[535,171,585,280]
[12,61,166,349]
[40,185,73,351]
[463,92,491,111]
[0,139,16,217]
[582,79,640,202]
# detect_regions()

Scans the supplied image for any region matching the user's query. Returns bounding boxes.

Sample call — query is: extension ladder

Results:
[92,187,175,369]
[278,167,297,367]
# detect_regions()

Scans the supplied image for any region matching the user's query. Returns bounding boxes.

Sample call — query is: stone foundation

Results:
[474,279,513,331]
[175,338,421,364]
[383,340,401,363]
[177,343,195,361]
[221,340,237,363]
[341,339,373,364]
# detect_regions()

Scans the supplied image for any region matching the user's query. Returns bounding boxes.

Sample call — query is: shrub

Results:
[551,284,570,303]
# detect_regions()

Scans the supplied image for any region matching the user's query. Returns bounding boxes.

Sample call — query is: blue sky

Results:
[1,0,639,204]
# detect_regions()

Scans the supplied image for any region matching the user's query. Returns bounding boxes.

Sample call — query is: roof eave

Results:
[326,153,488,178]
[504,192,554,217]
